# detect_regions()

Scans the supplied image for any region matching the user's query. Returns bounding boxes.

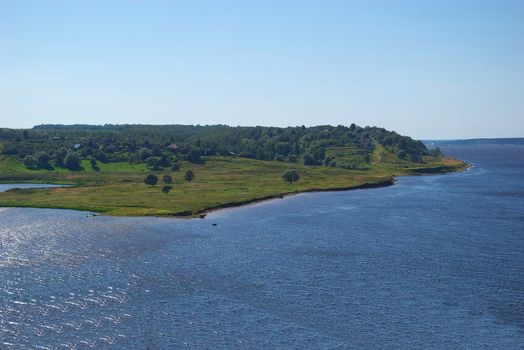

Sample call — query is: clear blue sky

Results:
[1,0,523,139]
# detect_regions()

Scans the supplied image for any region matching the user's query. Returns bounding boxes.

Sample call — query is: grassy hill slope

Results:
[0,147,467,217]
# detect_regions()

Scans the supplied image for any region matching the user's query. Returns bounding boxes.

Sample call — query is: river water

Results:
[0,145,523,349]
[0,184,67,192]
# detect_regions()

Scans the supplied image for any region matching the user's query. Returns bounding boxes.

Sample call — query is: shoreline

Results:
[182,179,395,218]
[0,179,396,219]
[0,165,468,219]
[0,158,469,219]
[172,161,471,218]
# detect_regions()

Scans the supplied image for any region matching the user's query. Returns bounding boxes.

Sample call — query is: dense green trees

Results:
[2,123,430,171]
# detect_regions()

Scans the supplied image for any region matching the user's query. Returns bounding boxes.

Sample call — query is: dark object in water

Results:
[212,223,217,226]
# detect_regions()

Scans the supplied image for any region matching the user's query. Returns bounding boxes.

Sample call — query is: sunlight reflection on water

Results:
[1,146,523,349]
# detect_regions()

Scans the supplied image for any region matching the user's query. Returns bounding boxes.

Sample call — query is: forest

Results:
[0,123,438,172]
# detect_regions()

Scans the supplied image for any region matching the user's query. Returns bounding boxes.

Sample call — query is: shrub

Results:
[161,185,173,195]
[139,148,152,161]
[145,156,162,170]
[35,151,50,168]
[64,151,81,169]
[187,150,201,163]
[303,154,320,166]
[282,169,299,184]
[144,174,158,186]
[23,155,38,169]
[184,170,194,182]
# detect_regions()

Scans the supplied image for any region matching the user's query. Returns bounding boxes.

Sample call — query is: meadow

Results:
[0,146,467,217]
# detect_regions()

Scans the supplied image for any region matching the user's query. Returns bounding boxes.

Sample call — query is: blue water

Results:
[0,183,68,192]
[0,145,523,349]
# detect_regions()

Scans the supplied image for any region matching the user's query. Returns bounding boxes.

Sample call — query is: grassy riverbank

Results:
[0,147,467,216]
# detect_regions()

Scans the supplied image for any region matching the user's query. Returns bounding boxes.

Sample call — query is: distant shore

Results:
[0,153,468,217]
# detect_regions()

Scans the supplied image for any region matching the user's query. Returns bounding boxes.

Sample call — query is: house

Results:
[167,143,189,153]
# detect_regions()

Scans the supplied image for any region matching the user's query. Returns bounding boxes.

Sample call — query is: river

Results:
[1,145,523,349]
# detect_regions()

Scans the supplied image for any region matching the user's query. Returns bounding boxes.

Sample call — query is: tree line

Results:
[0,123,437,171]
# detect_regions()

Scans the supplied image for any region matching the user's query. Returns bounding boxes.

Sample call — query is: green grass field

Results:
[0,149,467,217]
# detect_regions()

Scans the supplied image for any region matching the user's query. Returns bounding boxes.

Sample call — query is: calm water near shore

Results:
[0,183,68,192]
[1,145,523,349]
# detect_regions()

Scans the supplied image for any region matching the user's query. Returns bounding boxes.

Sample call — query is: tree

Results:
[161,185,173,195]
[35,151,50,168]
[144,174,158,186]
[90,157,100,171]
[303,153,320,166]
[171,163,180,171]
[95,150,108,163]
[23,155,38,169]
[163,174,172,183]
[396,149,408,159]
[138,147,152,161]
[187,150,201,163]
[64,151,81,169]
[282,169,299,184]
[145,156,161,170]
[429,147,442,157]
[184,170,194,182]
[160,155,172,167]
[54,147,69,165]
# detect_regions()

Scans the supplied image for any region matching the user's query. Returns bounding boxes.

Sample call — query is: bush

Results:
[64,151,81,169]
[171,163,180,171]
[35,151,50,168]
[187,150,201,163]
[95,150,108,163]
[282,169,299,184]
[54,147,68,165]
[163,174,172,183]
[144,174,158,186]
[90,157,100,171]
[23,155,38,169]
[274,154,285,162]
[145,156,162,170]
[184,170,194,182]
[396,149,408,159]
[303,154,320,166]
[161,185,173,195]
[139,148,152,161]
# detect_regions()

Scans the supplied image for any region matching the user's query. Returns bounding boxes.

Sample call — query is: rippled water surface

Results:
[1,145,523,349]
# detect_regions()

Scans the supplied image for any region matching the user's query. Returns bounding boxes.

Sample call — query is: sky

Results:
[0,0,523,139]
